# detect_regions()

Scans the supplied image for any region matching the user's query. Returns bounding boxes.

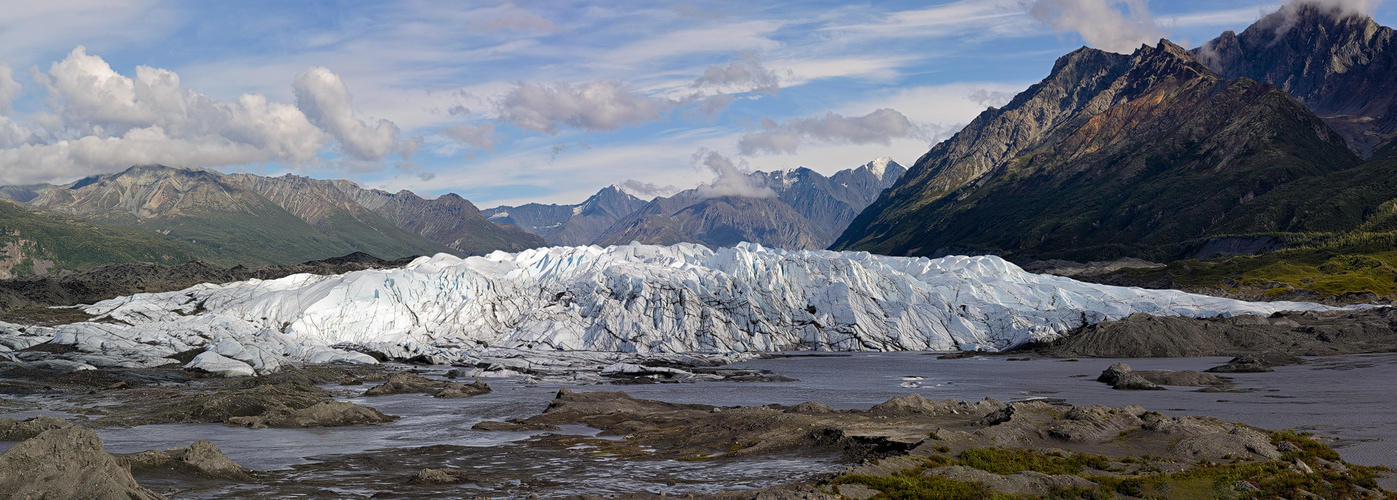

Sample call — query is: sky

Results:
[0,0,1392,207]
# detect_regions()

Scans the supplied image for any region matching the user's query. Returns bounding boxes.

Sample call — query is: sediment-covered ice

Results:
[0,243,1347,375]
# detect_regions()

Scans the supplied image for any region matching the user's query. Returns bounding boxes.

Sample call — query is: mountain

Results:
[1192,3,1397,158]
[0,197,205,279]
[333,182,546,254]
[0,166,551,273]
[594,195,833,249]
[481,186,647,246]
[834,39,1363,262]
[593,158,904,250]
[20,166,377,266]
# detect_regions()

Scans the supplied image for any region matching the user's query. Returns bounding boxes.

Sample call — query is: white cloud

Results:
[739,108,920,155]
[604,21,784,67]
[1258,0,1383,39]
[8,47,332,180]
[767,56,915,87]
[0,62,19,115]
[823,0,1029,39]
[693,53,786,95]
[1163,7,1273,28]
[441,122,497,152]
[497,80,679,134]
[693,149,775,199]
[293,66,406,161]
[1026,0,1168,54]
[0,47,429,185]
[617,179,679,199]
[469,3,564,34]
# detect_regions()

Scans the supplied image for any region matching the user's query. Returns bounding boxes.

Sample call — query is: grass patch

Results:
[834,433,1392,499]
[958,448,1111,475]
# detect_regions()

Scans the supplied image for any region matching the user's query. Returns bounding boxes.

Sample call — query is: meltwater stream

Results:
[8,352,1397,497]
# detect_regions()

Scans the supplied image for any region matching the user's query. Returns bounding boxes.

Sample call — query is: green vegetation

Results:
[0,199,205,274]
[833,432,1392,500]
[1110,235,1397,299]
[957,448,1112,476]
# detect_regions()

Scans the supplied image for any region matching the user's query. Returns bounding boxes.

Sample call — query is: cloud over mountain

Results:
[1026,0,1166,54]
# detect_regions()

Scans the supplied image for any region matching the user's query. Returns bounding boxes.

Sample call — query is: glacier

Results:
[0,243,1346,376]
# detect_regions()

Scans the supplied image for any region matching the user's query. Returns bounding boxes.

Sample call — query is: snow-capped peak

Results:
[866,156,895,178]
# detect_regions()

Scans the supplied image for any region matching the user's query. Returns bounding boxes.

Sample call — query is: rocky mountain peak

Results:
[1192,2,1397,157]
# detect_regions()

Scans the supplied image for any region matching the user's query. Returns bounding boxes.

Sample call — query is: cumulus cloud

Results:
[738,108,920,155]
[497,80,679,134]
[0,47,417,185]
[469,3,563,34]
[293,66,407,161]
[1025,0,1166,54]
[441,122,496,152]
[13,47,330,180]
[692,149,775,199]
[693,53,786,95]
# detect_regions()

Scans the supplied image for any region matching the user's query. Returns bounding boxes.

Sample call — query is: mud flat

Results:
[0,356,1392,498]
[1,382,1389,499]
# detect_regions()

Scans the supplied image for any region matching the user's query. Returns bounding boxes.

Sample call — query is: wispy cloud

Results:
[739,109,921,155]
[496,80,681,134]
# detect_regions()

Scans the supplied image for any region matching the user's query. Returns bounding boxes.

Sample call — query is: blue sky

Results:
[0,0,1392,207]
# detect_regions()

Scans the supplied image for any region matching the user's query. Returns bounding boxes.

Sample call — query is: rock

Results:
[786,401,838,415]
[231,401,398,428]
[407,467,468,484]
[184,351,255,377]
[470,420,559,431]
[433,379,490,398]
[924,465,1098,495]
[182,440,253,480]
[1046,405,1147,443]
[0,426,165,500]
[363,372,440,396]
[121,440,254,481]
[1206,353,1305,373]
[833,483,881,499]
[0,415,70,440]
[867,394,939,416]
[1096,363,1164,390]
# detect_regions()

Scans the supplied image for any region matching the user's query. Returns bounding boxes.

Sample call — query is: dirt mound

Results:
[90,367,396,428]
[231,401,398,428]
[0,424,165,500]
[122,440,255,481]
[1043,308,1397,358]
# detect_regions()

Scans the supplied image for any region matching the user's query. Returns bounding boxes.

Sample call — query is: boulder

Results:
[363,372,440,396]
[1096,363,1164,390]
[433,380,490,398]
[230,401,398,428]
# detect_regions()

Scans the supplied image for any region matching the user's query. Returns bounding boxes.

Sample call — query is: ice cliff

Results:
[0,243,1342,375]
